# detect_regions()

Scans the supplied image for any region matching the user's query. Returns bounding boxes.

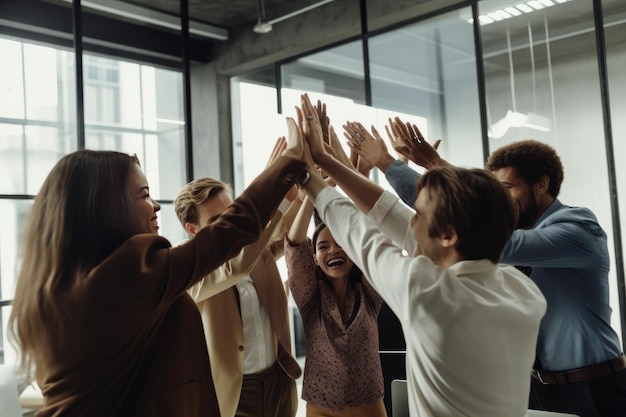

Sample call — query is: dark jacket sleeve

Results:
[101,156,306,311]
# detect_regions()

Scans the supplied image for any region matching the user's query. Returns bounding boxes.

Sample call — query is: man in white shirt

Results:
[293,93,547,417]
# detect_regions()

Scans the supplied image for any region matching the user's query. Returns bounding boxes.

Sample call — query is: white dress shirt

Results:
[237,276,275,374]
[239,197,290,375]
[315,187,547,417]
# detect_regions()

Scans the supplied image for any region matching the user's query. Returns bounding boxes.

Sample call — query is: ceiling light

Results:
[495,10,513,19]
[489,111,551,138]
[527,1,546,10]
[253,0,336,34]
[253,22,273,34]
[515,3,534,13]
[504,7,522,16]
[470,0,572,26]
[488,12,506,21]
[478,15,495,24]
[59,0,228,40]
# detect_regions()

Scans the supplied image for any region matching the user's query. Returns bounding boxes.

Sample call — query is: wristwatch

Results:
[297,170,311,188]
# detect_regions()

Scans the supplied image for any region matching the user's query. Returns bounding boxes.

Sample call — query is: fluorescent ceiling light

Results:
[59,0,228,41]
[515,4,534,13]
[504,7,523,16]
[488,12,506,21]
[470,0,572,26]
[489,111,551,139]
[527,1,546,10]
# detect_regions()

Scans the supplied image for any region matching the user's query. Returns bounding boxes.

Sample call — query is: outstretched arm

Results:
[299,94,384,214]
[342,121,422,207]
[284,195,318,308]
[288,195,315,245]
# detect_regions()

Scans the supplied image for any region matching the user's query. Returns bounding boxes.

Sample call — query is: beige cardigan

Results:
[187,199,302,417]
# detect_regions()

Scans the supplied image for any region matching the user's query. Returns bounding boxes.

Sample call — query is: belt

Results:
[531,353,626,384]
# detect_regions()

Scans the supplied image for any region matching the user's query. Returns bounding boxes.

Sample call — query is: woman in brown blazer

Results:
[8,133,306,416]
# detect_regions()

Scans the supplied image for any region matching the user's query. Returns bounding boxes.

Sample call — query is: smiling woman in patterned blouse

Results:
[284,196,387,417]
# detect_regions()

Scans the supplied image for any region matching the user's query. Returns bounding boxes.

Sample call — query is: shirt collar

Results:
[532,198,562,228]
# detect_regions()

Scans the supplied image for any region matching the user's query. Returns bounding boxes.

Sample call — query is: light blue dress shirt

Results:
[501,199,621,371]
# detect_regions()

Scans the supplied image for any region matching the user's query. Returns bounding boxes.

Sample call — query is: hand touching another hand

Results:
[266,136,287,168]
[299,93,328,162]
[315,99,330,145]
[343,121,395,173]
[282,116,314,168]
[268,135,298,200]
[387,117,447,170]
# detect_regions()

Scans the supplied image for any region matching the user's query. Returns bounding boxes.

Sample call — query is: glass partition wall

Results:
[480,0,625,339]
[0,37,187,365]
[232,0,626,357]
[605,0,626,332]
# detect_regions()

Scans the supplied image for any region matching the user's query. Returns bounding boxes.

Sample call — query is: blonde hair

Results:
[174,177,232,228]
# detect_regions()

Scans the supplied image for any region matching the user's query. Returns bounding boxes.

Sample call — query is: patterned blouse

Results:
[284,236,384,412]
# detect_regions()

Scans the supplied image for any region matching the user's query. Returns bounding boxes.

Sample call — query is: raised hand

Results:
[325,125,352,169]
[299,93,327,162]
[343,121,394,173]
[282,117,305,161]
[314,99,330,145]
[266,136,287,168]
[388,117,446,169]
[384,120,408,165]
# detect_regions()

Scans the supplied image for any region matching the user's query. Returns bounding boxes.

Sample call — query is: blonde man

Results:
[174,175,301,417]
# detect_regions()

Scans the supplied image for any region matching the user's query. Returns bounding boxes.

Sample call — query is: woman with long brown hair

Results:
[9,127,306,417]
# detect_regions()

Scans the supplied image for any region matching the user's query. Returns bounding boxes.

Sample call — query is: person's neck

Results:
[332,277,349,312]
[524,196,555,230]
[433,250,463,269]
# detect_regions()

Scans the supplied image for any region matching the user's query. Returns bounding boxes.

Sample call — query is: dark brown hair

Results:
[416,166,517,263]
[9,150,140,378]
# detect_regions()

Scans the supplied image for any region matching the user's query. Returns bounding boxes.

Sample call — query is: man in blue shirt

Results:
[347,121,626,417]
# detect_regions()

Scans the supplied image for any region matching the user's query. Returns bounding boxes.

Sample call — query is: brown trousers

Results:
[235,361,298,417]
[306,399,387,417]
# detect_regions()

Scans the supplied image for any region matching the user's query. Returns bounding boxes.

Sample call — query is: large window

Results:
[605,0,626,329]
[480,0,623,339]
[369,6,484,169]
[0,36,186,365]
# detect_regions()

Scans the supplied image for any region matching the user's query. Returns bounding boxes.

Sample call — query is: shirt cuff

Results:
[384,159,406,178]
[368,190,399,224]
[314,187,341,219]
[277,198,291,215]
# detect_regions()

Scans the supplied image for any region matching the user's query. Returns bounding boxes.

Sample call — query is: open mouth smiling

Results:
[327,257,346,268]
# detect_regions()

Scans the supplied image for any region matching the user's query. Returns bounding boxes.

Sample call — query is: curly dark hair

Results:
[486,140,564,198]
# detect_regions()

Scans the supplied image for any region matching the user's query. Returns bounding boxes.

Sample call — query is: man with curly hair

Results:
[485,140,625,417]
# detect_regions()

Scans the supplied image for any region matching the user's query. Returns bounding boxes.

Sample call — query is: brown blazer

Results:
[34,156,305,417]
[188,201,302,417]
